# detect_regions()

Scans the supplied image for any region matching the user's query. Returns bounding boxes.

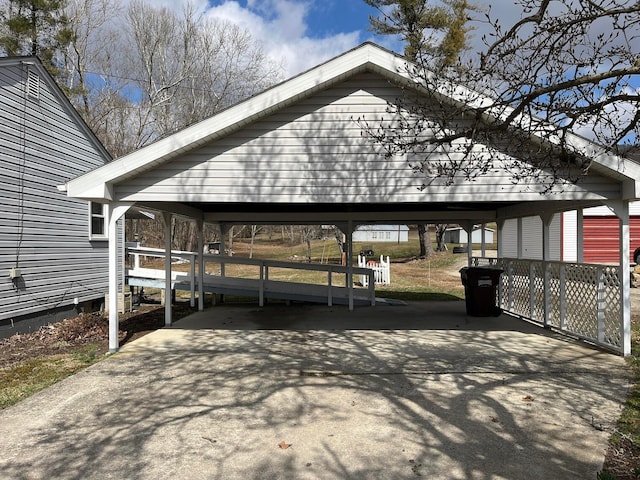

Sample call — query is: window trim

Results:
[89,202,107,240]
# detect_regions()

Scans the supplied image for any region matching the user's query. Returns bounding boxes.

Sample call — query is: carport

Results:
[65,43,640,355]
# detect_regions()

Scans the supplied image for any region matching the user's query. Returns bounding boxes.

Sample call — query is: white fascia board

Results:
[496,200,605,220]
[66,43,408,201]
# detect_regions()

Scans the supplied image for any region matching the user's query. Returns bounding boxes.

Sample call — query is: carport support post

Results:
[496,219,505,259]
[107,202,132,353]
[462,221,473,265]
[347,220,354,311]
[517,217,523,259]
[219,223,230,276]
[496,219,505,307]
[163,212,173,326]
[607,200,631,356]
[197,219,204,311]
[576,209,584,263]
[541,213,553,328]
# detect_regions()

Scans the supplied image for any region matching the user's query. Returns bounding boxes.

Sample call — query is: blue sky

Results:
[146,0,524,77]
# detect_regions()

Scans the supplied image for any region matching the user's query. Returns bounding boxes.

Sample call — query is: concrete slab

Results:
[0,301,631,479]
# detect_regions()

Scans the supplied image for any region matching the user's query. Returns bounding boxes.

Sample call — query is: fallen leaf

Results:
[491,416,500,423]
[278,440,292,449]
[522,395,534,402]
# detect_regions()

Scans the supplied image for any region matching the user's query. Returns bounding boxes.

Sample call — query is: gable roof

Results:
[0,56,112,163]
[66,43,415,200]
[64,42,640,224]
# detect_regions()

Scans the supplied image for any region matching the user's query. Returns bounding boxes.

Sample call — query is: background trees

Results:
[0,0,282,157]
[0,0,74,84]
[0,0,283,248]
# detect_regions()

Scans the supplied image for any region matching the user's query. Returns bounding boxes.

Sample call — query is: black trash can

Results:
[459,267,504,317]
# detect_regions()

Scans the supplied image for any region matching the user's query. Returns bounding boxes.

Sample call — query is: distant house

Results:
[352,225,409,243]
[0,57,114,337]
[444,226,495,244]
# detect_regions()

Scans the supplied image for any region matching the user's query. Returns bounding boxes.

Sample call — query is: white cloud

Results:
[203,0,362,77]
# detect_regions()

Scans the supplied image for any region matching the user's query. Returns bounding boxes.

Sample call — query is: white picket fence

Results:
[358,255,391,287]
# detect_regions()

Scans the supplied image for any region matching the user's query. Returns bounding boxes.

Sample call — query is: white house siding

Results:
[562,211,578,262]
[444,227,495,244]
[500,216,561,260]
[114,72,623,205]
[0,60,112,332]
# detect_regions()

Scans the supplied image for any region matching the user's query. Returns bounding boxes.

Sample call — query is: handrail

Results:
[127,247,375,308]
[203,254,374,276]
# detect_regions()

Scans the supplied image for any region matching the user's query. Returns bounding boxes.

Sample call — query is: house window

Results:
[89,202,107,240]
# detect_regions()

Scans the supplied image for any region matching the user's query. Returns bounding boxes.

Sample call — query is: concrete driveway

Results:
[0,301,631,479]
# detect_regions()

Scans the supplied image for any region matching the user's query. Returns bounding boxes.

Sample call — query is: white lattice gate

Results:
[472,257,626,354]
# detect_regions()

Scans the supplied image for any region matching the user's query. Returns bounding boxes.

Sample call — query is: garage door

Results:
[583,216,640,263]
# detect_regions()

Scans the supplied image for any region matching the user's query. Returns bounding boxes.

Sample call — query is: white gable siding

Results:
[114,73,622,204]
[0,62,112,326]
[578,202,640,216]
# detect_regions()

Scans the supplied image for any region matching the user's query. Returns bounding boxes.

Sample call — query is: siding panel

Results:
[114,72,621,204]
[499,216,561,260]
[0,61,112,322]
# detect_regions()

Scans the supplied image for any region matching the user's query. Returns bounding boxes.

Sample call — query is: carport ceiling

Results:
[131,199,606,226]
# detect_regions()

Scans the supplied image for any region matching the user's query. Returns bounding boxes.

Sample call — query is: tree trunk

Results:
[435,223,448,252]
[249,225,259,258]
[228,226,234,256]
[418,224,435,259]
